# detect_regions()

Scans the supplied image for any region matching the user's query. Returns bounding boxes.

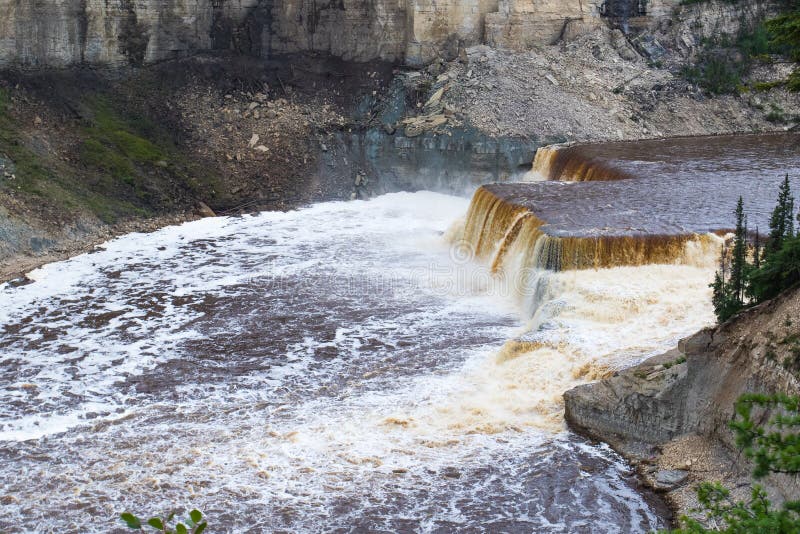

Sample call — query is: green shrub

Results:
[121,508,207,533]
[665,394,800,532]
[788,68,800,92]
[766,9,800,92]
[765,104,788,123]
[753,80,785,91]
[683,53,745,94]
[681,4,800,93]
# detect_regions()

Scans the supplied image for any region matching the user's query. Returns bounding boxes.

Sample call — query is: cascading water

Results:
[452,186,722,274]
[526,144,636,182]
[0,190,716,532]
[527,132,800,183]
[3,132,797,532]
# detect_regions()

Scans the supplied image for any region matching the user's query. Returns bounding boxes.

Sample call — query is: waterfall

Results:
[452,186,722,313]
[527,144,636,182]
[455,186,720,270]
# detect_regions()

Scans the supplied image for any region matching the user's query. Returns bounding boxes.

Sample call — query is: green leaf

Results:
[176,524,188,534]
[120,512,142,529]
[189,510,203,524]
[147,517,165,530]
[167,511,176,522]
[194,523,207,534]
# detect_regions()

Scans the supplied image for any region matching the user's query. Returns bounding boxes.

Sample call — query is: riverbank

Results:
[564,286,800,523]
[0,212,200,284]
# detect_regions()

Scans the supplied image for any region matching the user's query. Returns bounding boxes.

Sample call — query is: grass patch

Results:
[0,90,59,194]
[663,355,688,369]
[83,191,148,224]
[78,96,225,210]
[0,83,226,226]
[0,88,161,223]
[79,97,167,181]
[780,332,800,345]
[80,138,135,180]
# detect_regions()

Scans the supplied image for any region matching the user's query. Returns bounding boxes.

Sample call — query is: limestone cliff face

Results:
[0,0,262,68]
[0,0,684,68]
[266,0,407,62]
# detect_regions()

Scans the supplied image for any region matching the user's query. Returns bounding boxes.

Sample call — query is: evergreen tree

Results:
[767,175,795,255]
[711,269,728,321]
[766,8,800,91]
[753,227,761,270]
[786,179,796,241]
[668,394,800,533]
[750,236,800,302]
[730,197,748,303]
[711,199,750,322]
[713,178,800,320]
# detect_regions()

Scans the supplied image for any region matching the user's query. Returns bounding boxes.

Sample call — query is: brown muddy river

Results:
[525,133,800,236]
[0,191,699,533]
[3,132,796,532]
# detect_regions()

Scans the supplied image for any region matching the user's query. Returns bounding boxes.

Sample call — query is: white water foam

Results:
[0,191,713,531]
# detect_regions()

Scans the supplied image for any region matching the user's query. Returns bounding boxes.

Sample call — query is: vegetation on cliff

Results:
[712,175,800,323]
[766,7,800,91]
[696,175,800,532]
[681,0,800,94]
[0,77,222,225]
[668,393,800,533]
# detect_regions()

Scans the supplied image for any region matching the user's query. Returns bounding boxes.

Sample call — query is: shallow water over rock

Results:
[524,133,800,236]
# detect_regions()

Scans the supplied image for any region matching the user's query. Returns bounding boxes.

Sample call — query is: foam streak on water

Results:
[0,192,712,532]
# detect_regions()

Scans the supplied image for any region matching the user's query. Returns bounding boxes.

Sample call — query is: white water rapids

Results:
[0,191,716,532]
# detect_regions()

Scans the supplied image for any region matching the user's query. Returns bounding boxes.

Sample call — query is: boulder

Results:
[195,202,216,218]
[654,469,689,490]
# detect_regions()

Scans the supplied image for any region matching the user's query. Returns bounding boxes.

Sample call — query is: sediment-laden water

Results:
[0,191,718,532]
[526,133,800,236]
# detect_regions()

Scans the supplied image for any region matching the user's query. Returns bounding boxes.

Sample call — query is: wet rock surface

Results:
[564,286,800,519]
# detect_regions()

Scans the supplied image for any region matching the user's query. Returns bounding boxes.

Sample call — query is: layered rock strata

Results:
[0,0,683,68]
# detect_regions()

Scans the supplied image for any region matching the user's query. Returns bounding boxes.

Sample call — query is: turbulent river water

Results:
[0,191,717,532]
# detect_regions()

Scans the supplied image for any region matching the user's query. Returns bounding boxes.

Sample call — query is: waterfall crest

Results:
[529,144,637,182]
[453,185,721,275]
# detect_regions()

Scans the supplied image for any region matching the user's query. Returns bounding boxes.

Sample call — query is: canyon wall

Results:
[0,0,683,68]
[0,0,262,68]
